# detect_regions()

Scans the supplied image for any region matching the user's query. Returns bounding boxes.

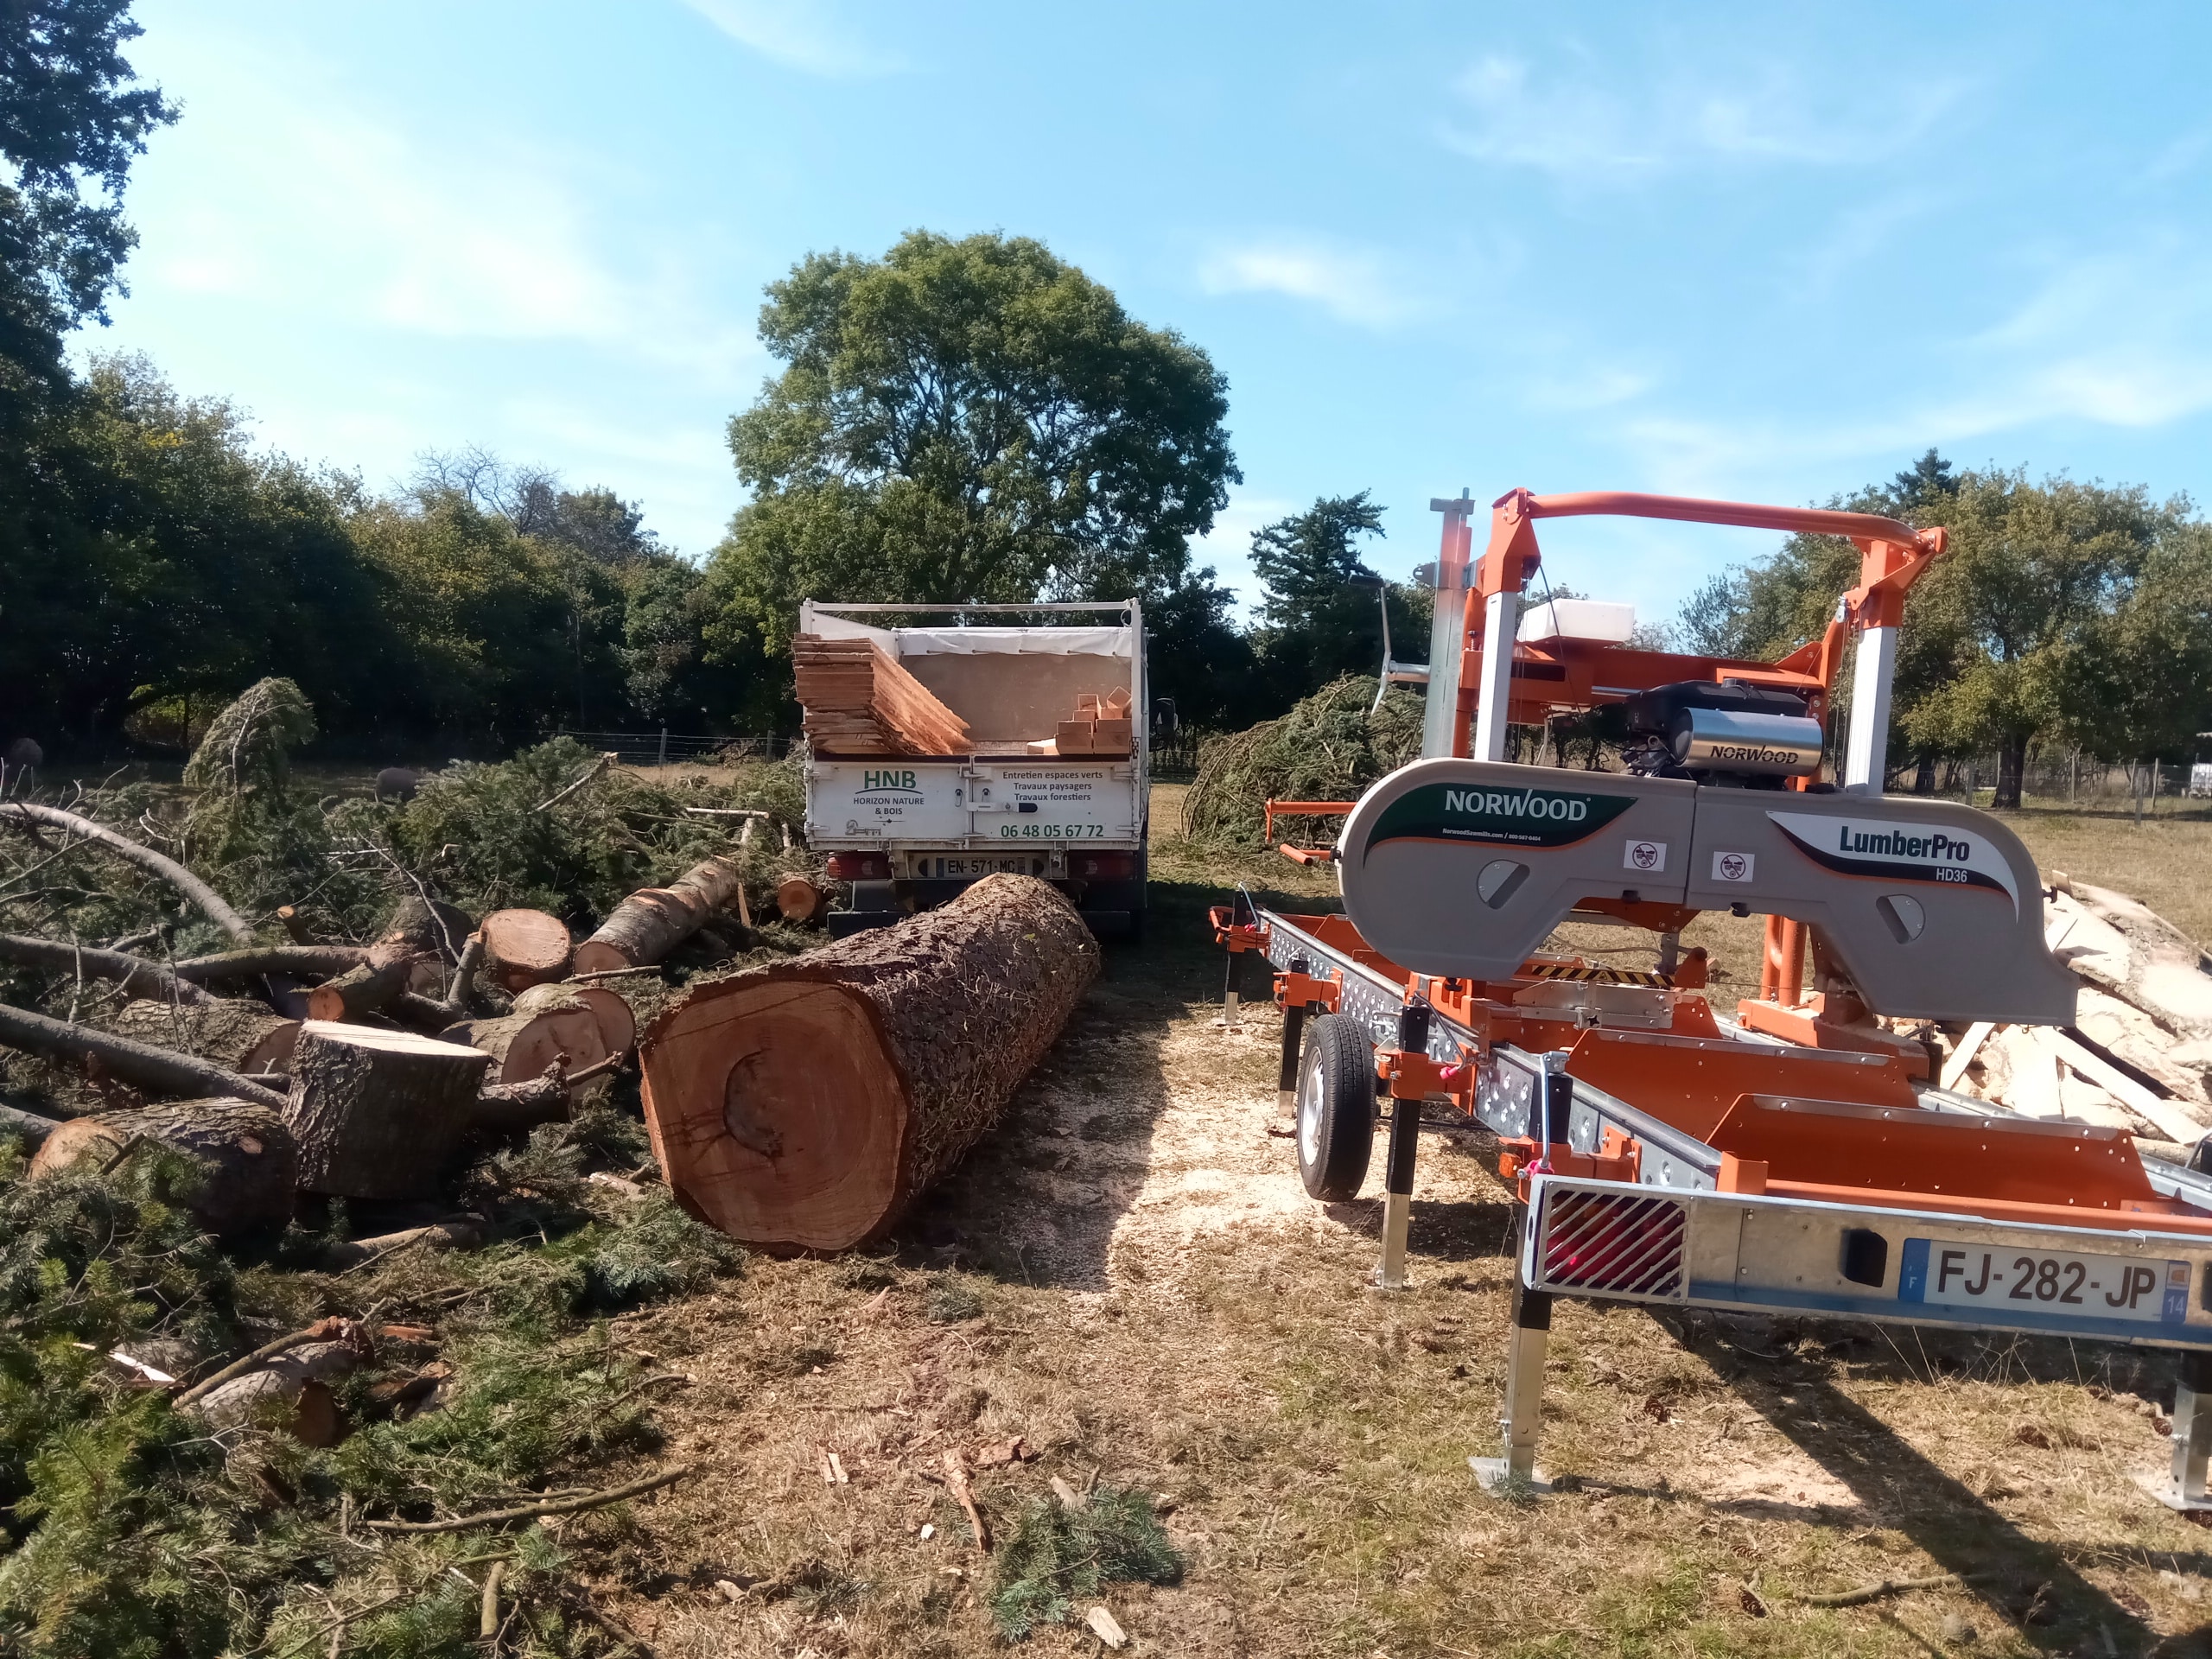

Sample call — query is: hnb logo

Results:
[861,769,919,793]
[1443,788,1589,822]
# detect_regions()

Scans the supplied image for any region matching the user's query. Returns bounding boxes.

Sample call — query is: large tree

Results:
[703,231,1244,720]
[1248,492,1429,707]
[0,0,175,386]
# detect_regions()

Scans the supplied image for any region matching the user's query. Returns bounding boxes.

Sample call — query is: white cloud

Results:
[1442,51,1963,181]
[1197,238,1424,328]
[678,0,904,78]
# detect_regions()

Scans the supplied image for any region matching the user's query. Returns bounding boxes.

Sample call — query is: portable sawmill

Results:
[1211,486,2212,1508]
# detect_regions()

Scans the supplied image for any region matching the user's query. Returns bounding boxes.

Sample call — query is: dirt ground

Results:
[568,789,2212,1657]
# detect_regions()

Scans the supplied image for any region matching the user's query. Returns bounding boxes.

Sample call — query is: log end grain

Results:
[285,1021,493,1200]
[480,909,573,991]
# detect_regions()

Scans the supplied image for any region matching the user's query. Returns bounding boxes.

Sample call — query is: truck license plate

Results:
[1897,1237,2189,1325]
[927,856,1036,878]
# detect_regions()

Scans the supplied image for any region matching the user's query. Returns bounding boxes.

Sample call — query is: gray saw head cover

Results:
[1336,759,2075,1025]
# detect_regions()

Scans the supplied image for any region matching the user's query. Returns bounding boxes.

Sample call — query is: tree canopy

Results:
[702,230,1248,722]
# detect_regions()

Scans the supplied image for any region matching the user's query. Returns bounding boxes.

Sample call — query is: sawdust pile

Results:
[1180,677,1424,844]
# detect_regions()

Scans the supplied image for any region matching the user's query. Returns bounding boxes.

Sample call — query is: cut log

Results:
[0,999,288,1112]
[639,874,1098,1250]
[514,982,636,1056]
[173,944,374,982]
[116,998,299,1076]
[793,635,972,757]
[306,943,428,1023]
[0,1103,60,1147]
[30,1098,298,1236]
[0,802,253,942]
[777,874,827,924]
[572,856,745,976]
[284,1021,492,1199]
[480,909,572,991]
[0,932,210,1004]
[442,1000,607,1086]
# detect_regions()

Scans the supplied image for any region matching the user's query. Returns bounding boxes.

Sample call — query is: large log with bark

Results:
[305,942,429,1023]
[571,856,745,976]
[480,909,572,991]
[116,998,299,1076]
[442,994,608,1086]
[284,1021,493,1199]
[0,999,288,1112]
[792,635,973,757]
[639,874,1097,1250]
[30,1097,298,1236]
[514,982,635,1057]
[0,932,210,1004]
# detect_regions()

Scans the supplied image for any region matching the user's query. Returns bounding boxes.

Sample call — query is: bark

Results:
[480,909,572,991]
[0,803,253,942]
[116,997,299,1075]
[0,932,211,1004]
[30,1097,298,1236]
[378,896,474,963]
[474,1052,620,1135]
[512,981,634,1056]
[1995,734,2028,810]
[305,943,429,1023]
[0,999,289,1111]
[173,945,373,982]
[0,1103,61,1147]
[639,874,1098,1250]
[572,856,744,976]
[1910,753,1936,796]
[284,1021,493,1199]
[441,999,607,1086]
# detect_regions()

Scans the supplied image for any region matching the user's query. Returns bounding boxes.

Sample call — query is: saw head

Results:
[1336,758,2075,1027]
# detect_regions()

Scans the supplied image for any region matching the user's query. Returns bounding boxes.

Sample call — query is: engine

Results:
[1620,679,1825,789]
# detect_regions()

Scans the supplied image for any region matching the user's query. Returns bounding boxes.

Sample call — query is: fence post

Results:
[657,727,668,766]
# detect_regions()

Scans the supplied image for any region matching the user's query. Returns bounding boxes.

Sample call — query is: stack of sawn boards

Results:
[793,635,973,757]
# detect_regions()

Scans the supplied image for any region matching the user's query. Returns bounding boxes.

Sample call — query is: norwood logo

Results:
[1768,810,2020,913]
[859,769,920,794]
[1365,780,1634,858]
[1706,743,1800,766]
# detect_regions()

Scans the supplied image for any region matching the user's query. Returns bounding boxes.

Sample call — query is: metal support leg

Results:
[1216,950,1244,1028]
[1276,1003,1308,1116]
[1471,1280,1555,1494]
[1656,931,1681,978]
[1375,1001,1430,1290]
[2142,1351,2212,1510]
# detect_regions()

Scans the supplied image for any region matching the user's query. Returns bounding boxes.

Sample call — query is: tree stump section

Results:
[776,874,826,923]
[284,1021,492,1199]
[639,874,1098,1250]
[513,982,635,1057]
[30,1098,299,1236]
[480,909,573,992]
[116,998,299,1076]
[443,998,608,1085]
[306,943,427,1023]
[572,856,746,976]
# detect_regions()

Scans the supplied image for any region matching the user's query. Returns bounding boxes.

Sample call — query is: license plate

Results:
[1897,1237,2189,1325]
[924,856,1036,878]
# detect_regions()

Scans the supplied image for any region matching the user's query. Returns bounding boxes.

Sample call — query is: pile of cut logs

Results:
[792,635,972,757]
[1935,874,2212,1153]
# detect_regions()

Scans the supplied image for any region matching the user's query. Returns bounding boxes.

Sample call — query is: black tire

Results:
[1295,1014,1375,1201]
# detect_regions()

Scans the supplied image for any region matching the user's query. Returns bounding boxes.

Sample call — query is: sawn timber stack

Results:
[792,634,972,757]
[638,874,1097,1250]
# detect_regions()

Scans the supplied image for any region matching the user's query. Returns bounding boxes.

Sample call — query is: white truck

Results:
[798,601,1151,938]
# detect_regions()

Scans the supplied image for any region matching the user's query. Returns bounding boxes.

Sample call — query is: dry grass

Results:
[577,785,2212,1656]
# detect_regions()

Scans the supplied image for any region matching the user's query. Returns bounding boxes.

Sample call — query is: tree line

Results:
[1677,451,2212,808]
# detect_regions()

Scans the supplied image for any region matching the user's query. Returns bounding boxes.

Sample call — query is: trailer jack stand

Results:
[1371,1002,1428,1290]
[1471,1282,1557,1495]
[2139,1351,2212,1511]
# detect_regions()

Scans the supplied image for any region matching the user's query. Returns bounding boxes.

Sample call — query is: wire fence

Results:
[556,730,792,766]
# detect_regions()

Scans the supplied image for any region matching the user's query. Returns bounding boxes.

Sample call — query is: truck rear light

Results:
[1073,852,1135,880]
[826,853,891,880]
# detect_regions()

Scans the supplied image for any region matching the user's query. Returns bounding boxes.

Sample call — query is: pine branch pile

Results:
[1180,676,1426,844]
[988,1486,1183,1641]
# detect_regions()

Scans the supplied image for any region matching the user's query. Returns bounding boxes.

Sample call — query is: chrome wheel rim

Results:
[1297,1063,1323,1170]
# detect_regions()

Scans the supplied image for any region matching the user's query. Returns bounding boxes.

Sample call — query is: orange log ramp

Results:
[638,874,1097,1251]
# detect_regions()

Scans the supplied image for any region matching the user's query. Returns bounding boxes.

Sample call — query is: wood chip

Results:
[1051,1474,1087,1510]
[1084,1605,1128,1649]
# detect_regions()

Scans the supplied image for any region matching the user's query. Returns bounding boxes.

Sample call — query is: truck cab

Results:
[799,601,1150,938]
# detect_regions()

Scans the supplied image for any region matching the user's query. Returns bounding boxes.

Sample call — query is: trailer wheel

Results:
[1295,1014,1375,1201]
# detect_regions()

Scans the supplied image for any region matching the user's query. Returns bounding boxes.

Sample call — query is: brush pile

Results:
[1180,676,1425,843]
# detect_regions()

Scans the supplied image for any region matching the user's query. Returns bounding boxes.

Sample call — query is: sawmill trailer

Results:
[1215,487,2212,1511]
[801,601,1151,939]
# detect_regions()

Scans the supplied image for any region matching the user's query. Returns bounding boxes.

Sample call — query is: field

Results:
[559,788,2212,1658]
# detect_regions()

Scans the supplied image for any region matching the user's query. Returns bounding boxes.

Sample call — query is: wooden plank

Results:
[1940,1021,1994,1090]
[2048,1029,2209,1145]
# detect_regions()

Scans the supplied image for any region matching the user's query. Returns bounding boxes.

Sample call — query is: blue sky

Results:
[96,1,2212,628]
